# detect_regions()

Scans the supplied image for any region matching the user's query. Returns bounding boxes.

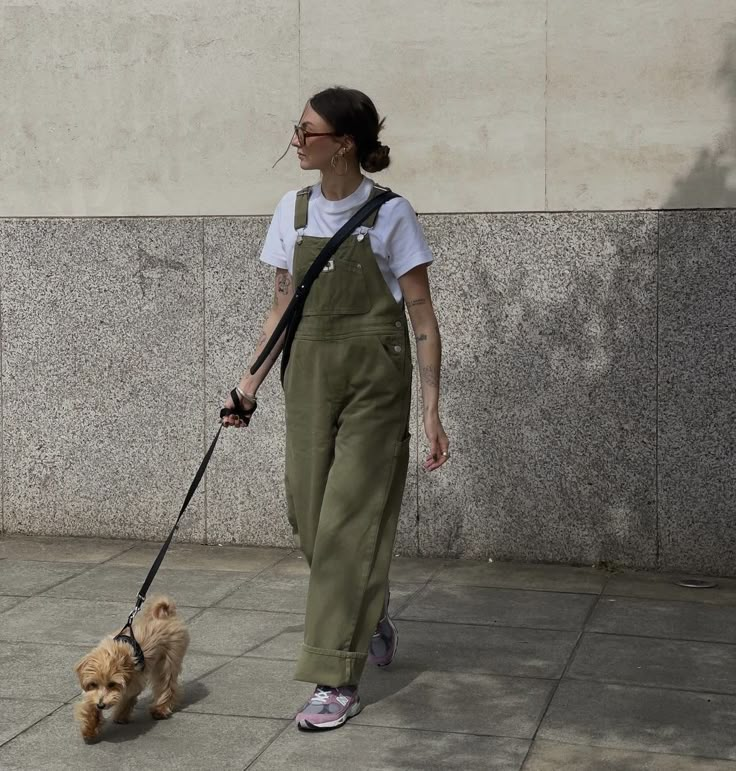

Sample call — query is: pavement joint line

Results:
[427,579,607,597]
[242,718,295,770]
[533,736,736,765]
[561,673,736,700]
[0,537,139,564]
[0,596,27,616]
[520,568,607,770]
[393,615,588,633]
[8,540,142,602]
[0,701,67,750]
[575,627,736,648]
[602,589,736,608]
[0,695,66,704]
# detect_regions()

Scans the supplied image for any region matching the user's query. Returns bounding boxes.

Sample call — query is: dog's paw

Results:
[150,706,172,720]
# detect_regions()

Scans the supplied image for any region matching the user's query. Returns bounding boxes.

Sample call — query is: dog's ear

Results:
[73,654,89,679]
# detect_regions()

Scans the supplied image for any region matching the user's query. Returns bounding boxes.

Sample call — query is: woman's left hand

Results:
[423,411,450,471]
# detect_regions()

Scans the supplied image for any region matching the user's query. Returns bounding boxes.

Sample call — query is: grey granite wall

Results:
[0,210,733,574]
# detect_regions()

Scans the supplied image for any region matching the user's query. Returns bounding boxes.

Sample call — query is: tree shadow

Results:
[417,28,736,579]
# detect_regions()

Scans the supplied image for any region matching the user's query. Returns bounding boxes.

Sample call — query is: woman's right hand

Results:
[221,390,256,428]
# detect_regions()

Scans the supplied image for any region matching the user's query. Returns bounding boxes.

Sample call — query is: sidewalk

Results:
[1,535,736,770]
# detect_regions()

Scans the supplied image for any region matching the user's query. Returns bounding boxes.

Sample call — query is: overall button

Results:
[393,345,402,353]
[394,321,402,328]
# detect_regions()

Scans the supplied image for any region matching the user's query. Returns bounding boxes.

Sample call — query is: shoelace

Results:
[310,687,333,704]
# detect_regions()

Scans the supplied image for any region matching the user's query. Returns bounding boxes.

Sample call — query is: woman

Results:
[222,87,449,730]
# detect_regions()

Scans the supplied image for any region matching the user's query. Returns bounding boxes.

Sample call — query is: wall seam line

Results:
[0,232,5,535]
[655,211,661,569]
[544,0,549,211]
[201,217,208,544]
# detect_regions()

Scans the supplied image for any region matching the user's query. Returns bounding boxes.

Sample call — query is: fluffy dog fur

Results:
[73,595,189,741]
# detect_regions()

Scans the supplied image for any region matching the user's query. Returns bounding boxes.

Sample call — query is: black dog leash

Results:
[250,187,398,384]
[115,393,254,668]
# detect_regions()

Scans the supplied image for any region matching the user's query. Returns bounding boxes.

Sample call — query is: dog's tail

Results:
[145,595,177,619]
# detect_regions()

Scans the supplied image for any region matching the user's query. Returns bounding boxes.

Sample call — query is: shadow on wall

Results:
[667,29,736,208]
[419,30,736,575]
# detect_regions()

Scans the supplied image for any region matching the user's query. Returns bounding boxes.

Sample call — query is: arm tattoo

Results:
[421,365,439,388]
[277,273,292,295]
[415,333,428,343]
[407,298,427,308]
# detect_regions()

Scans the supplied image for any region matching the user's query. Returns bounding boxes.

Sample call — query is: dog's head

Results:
[74,638,138,711]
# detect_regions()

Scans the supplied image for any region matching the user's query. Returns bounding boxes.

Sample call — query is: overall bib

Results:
[284,182,412,686]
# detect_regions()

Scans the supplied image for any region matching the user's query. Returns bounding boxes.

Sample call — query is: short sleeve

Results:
[259,195,289,270]
[382,198,434,279]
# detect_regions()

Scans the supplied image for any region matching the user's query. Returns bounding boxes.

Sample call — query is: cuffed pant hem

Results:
[293,643,367,687]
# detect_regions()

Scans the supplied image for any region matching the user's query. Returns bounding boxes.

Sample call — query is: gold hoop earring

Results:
[331,152,348,176]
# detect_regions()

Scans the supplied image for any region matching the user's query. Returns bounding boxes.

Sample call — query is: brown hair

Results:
[309,87,391,173]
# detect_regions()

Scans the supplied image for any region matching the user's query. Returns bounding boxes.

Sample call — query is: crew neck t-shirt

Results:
[259,177,433,303]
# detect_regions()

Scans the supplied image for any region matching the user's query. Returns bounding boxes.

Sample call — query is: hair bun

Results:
[361,142,391,173]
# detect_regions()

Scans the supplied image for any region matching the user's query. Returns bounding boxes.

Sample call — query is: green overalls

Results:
[283,181,412,687]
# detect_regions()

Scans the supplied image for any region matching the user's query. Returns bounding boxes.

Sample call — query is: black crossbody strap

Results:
[249,188,398,378]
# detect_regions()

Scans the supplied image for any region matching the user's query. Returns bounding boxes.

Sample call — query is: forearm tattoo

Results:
[277,273,292,295]
[407,298,427,308]
[421,364,439,388]
[416,333,428,343]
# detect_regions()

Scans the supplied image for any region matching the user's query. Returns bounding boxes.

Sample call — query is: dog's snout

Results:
[97,700,106,710]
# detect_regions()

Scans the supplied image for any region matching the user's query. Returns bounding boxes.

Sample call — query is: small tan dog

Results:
[74,595,190,741]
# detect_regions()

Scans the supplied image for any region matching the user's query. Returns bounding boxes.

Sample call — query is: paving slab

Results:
[0,698,63,747]
[251,724,529,771]
[0,536,135,563]
[356,670,555,737]
[605,571,736,606]
[0,596,23,613]
[389,557,447,584]
[216,575,422,615]
[108,542,290,573]
[0,560,91,595]
[0,704,287,770]
[256,551,310,578]
[41,564,255,607]
[186,608,304,656]
[0,641,89,701]
[590,596,736,644]
[0,597,200,646]
[569,632,736,694]
[397,584,595,630]
[524,739,736,770]
[371,620,577,679]
[433,560,606,594]
[183,657,313,719]
[538,680,736,760]
[242,628,303,662]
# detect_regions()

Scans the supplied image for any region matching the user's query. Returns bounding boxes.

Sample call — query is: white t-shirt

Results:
[259,177,433,303]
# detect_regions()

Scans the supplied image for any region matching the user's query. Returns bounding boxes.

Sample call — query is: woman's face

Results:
[291,103,346,171]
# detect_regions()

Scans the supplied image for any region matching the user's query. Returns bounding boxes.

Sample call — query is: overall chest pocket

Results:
[301,257,370,316]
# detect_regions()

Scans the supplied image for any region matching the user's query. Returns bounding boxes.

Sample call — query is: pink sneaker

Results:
[368,590,398,667]
[296,685,362,730]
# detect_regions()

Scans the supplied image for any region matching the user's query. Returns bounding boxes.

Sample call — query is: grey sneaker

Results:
[295,685,361,730]
[368,591,398,667]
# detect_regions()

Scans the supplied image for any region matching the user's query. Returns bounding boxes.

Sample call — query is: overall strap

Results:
[294,186,312,230]
[362,182,392,228]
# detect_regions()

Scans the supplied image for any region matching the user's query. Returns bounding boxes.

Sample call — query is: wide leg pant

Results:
[284,329,412,686]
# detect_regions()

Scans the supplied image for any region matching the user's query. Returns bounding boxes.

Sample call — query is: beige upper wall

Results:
[2,0,736,216]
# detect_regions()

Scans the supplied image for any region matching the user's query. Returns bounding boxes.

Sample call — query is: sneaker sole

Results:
[297,700,362,731]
